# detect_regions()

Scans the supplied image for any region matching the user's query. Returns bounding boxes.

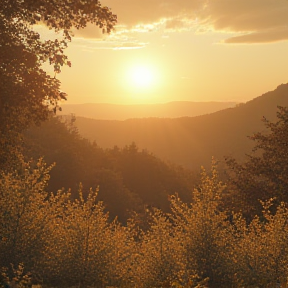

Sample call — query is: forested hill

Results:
[58,101,236,120]
[73,83,288,169]
[23,118,199,223]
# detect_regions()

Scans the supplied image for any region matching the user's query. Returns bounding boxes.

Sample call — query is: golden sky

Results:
[54,0,288,104]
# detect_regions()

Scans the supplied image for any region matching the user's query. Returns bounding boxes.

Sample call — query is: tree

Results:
[129,208,186,288]
[0,157,128,288]
[170,161,232,287]
[225,106,288,219]
[0,0,117,170]
[0,156,54,271]
[41,185,113,288]
[229,200,288,287]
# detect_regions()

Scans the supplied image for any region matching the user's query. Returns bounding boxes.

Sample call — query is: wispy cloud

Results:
[224,27,288,44]
[100,0,288,43]
[71,31,147,51]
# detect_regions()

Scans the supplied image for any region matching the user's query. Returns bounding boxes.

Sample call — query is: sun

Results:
[128,65,155,88]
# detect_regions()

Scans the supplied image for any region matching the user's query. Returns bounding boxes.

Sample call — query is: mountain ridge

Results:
[72,83,288,170]
[59,101,237,120]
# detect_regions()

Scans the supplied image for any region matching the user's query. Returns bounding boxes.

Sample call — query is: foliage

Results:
[2,147,288,287]
[226,106,288,219]
[0,155,53,270]
[132,208,186,288]
[0,0,116,171]
[0,263,31,288]
[229,200,288,287]
[40,185,114,287]
[170,161,233,287]
[0,156,137,288]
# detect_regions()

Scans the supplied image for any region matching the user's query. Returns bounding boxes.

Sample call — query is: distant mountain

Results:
[59,101,237,120]
[72,84,288,170]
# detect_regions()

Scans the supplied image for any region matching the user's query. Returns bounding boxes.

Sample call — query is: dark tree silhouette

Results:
[226,106,288,219]
[0,0,116,170]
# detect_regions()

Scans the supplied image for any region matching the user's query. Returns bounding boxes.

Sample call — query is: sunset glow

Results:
[4,1,288,287]
[56,0,288,104]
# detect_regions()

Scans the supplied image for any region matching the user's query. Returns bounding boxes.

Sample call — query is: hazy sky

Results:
[53,0,288,104]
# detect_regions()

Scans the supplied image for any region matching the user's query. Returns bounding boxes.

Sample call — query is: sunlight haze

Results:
[56,0,288,105]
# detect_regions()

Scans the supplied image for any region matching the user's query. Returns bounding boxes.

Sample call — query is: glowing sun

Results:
[128,65,155,88]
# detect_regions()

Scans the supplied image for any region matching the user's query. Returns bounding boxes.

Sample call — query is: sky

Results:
[50,0,288,105]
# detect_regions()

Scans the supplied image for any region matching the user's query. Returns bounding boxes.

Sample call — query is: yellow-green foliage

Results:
[0,263,31,288]
[131,208,186,288]
[169,161,232,287]
[0,156,53,270]
[229,199,288,287]
[2,156,288,287]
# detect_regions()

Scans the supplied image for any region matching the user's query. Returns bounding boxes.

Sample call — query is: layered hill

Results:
[72,84,288,170]
[23,118,199,223]
[59,101,236,120]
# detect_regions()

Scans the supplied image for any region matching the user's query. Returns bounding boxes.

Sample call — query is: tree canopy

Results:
[0,0,117,170]
[226,106,288,218]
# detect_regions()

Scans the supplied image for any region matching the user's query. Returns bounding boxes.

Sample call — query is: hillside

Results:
[73,83,288,169]
[58,101,237,120]
[23,118,198,223]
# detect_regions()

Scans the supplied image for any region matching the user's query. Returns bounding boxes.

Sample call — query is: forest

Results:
[1,1,288,288]
[2,106,288,288]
